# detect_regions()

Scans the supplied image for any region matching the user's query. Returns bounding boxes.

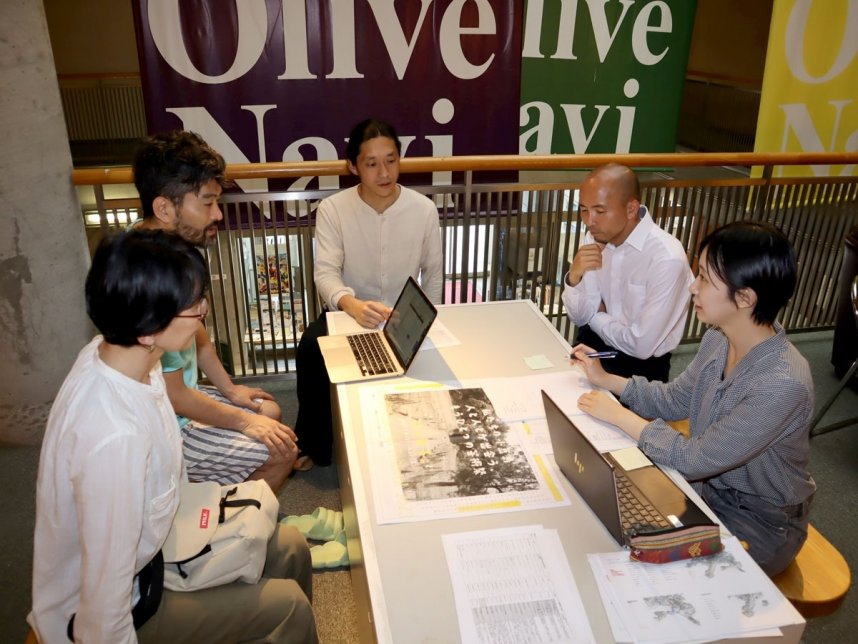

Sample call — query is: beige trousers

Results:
[138,524,318,643]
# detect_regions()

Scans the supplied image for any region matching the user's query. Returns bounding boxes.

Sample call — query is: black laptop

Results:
[541,390,716,547]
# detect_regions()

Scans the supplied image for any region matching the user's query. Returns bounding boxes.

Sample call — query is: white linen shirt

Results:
[29,337,184,644]
[561,207,693,358]
[314,184,443,310]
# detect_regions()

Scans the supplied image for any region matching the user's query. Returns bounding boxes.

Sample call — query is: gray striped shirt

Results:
[623,325,816,508]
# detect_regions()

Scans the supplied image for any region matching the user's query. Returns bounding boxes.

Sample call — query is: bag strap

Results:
[171,544,213,572]
[218,486,262,523]
[67,550,164,640]
[132,549,164,628]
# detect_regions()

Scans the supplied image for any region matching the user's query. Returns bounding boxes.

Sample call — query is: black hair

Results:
[345,119,401,165]
[133,130,227,219]
[699,221,797,326]
[85,230,208,346]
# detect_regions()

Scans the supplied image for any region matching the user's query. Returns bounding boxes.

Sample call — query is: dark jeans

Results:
[575,325,672,382]
[702,483,812,577]
[294,315,333,466]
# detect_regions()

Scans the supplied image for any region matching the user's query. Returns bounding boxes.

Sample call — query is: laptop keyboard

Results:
[615,469,673,535]
[347,333,397,376]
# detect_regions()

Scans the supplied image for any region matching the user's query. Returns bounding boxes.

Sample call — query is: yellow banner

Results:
[755,0,858,177]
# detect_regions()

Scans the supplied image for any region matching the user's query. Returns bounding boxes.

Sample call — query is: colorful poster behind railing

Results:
[519,0,698,154]
[754,0,858,177]
[131,0,522,191]
[132,1,700,177]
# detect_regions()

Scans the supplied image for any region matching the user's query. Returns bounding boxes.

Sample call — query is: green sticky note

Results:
[525,354,553,370]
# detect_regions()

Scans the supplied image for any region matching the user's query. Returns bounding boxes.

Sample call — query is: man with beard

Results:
[133,131,297,491]
[563,163,692,382]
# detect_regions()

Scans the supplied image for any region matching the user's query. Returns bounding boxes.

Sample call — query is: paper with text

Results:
[443,525,596,644]
[479,374,637,452]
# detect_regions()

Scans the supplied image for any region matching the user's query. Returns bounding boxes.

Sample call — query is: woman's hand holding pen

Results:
[570,344,646,439]
[568,343,612,387]
[572,350,628,428]
[569,343,631,398]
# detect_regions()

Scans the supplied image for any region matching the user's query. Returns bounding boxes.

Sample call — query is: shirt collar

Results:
[712,323,788,385]
[742,322,787,365]
[620,205,653,252]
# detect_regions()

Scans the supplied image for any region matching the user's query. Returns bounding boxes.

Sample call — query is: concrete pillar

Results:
[0,0,92,444]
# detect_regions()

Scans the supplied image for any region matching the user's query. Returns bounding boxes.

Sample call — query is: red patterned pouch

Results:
[629,523,723,564]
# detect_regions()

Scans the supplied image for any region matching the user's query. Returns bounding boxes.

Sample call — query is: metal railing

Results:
[73,152,858,377]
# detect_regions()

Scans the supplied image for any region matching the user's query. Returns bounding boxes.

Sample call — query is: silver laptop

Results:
[318,277,438,383]
[542,391,715,546]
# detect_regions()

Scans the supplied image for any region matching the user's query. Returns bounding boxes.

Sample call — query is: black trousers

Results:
[575,325,672,382]
[294,315,334,466]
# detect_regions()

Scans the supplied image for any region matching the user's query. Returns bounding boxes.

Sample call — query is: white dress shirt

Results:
[29,337,184,644]
[314,185,443,310]
[561,207,692,359]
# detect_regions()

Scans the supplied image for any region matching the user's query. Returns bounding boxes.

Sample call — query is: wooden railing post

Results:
[458,170,474,304]
[752,163,774,219]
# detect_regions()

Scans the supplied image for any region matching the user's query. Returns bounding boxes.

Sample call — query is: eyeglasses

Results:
[176,301,209,321]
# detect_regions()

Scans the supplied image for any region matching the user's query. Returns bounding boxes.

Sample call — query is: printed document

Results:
[359,382,570,523]
[443,525,595,644]
[587,536,802,643]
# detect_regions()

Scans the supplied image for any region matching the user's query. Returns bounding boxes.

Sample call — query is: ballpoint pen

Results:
[586,350,618,358]
[568,350,618,359]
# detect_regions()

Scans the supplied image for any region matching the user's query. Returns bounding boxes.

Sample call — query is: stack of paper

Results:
[588,537,800,643]
[443,525,596,644]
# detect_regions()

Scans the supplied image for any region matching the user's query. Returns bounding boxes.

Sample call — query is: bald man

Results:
[562,164,692,381]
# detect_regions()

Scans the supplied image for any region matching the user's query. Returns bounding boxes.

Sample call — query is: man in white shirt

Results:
[562,163,692,381]
[293,119,443,468]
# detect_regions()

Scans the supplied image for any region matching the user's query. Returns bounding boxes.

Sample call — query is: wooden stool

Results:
[666,418,690,436]
[772,524,851,617]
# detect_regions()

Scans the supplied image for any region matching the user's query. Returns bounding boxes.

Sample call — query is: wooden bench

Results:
[666,419,852,617]
[772,523,851,617]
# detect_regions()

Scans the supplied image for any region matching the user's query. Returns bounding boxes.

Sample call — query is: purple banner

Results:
[132,0,522,190]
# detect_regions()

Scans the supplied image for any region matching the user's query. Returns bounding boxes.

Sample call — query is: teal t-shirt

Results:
[161,341,198,428]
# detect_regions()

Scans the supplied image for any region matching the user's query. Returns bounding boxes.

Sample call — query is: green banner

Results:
[520,0,698,154]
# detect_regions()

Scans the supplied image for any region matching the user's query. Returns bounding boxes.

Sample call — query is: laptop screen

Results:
[542,390,625,544]
[383,277,438,369]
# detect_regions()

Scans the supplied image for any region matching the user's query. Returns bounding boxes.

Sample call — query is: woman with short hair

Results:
[573,222,816,576]
[28,229,317,643]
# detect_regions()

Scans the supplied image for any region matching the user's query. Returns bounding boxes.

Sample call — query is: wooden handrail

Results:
[71,152,858,186]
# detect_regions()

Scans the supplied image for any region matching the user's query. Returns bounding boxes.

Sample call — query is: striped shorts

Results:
[180,386,271,484]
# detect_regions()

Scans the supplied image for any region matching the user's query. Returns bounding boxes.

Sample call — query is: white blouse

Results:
[29,337,184,643]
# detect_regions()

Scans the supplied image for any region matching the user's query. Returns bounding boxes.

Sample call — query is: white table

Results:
[329,300,805,643]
